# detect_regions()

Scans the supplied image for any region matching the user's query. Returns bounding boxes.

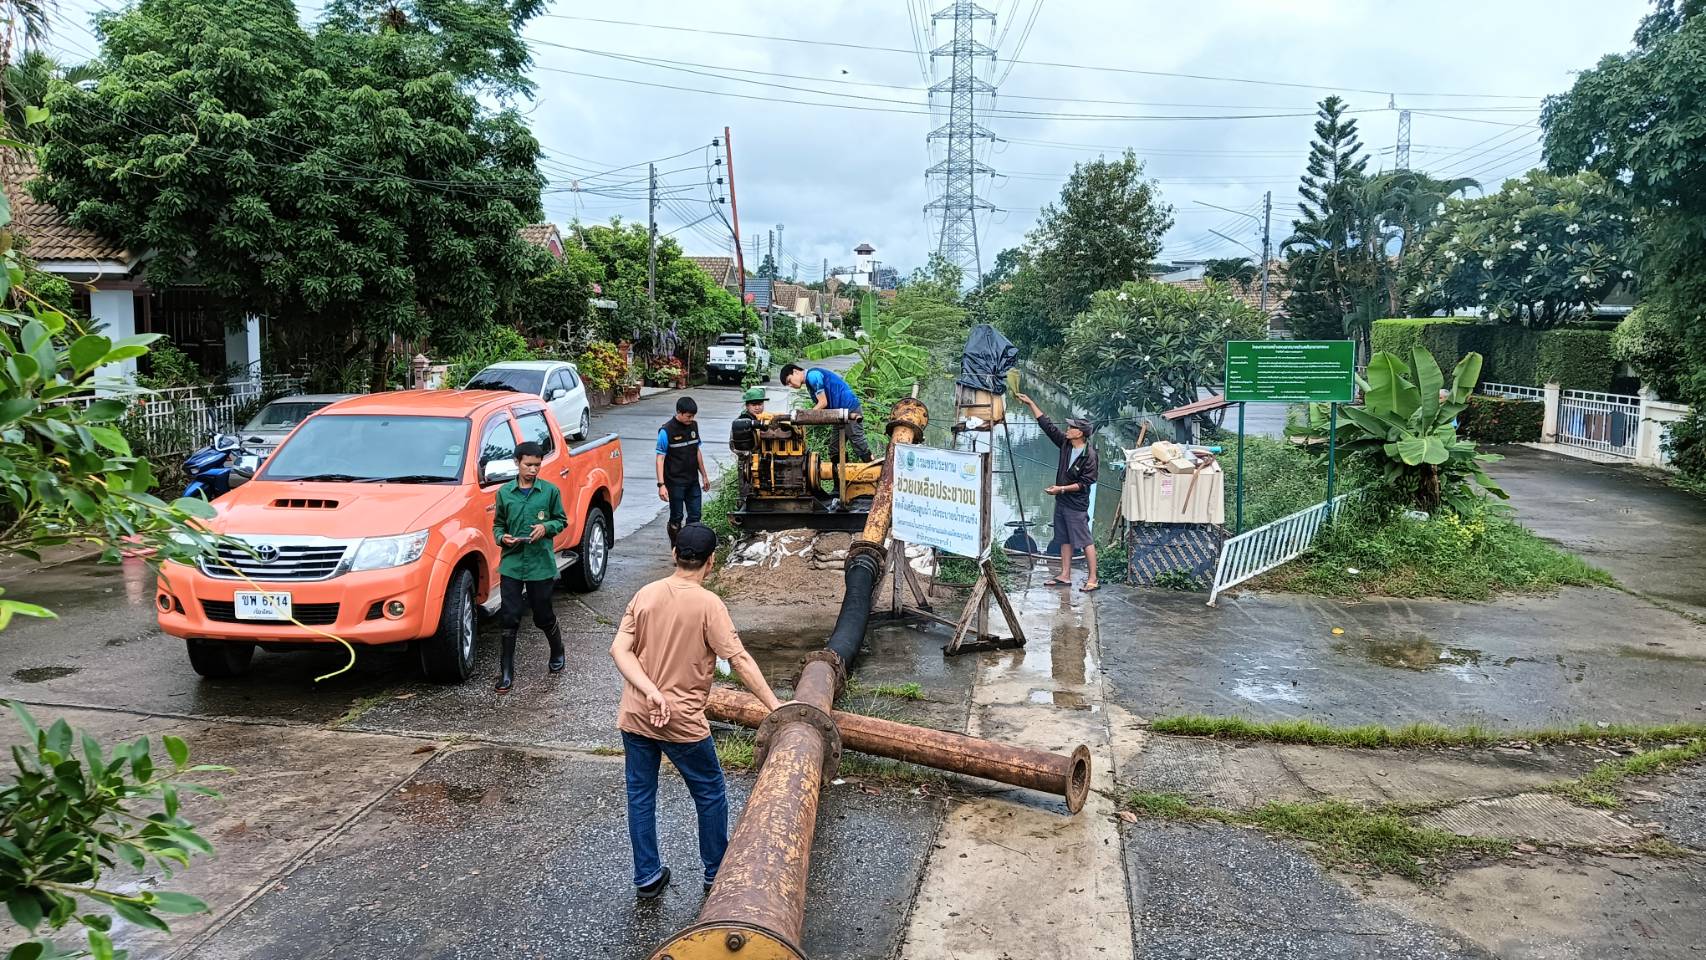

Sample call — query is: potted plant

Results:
[613,365,643,405]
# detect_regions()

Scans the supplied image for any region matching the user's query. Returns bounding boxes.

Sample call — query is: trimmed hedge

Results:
[1535,328,1615,393]
[1458,395,1543,443]
[1369,319,1614,392]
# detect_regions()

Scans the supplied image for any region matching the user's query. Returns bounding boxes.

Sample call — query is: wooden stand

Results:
[942,448,1026,656]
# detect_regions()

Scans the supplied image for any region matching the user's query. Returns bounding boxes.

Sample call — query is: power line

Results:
[538,13,1546,100]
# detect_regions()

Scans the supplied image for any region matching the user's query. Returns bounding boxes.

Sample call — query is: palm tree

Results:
[1203,257,1258,292]
[3,49,99,140]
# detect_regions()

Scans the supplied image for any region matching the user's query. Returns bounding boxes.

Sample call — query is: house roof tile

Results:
[0,151,132,265]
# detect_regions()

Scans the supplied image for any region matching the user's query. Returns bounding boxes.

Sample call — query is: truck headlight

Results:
[348,531,430,572]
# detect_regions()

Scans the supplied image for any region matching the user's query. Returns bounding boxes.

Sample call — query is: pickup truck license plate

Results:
[235,592,292,621]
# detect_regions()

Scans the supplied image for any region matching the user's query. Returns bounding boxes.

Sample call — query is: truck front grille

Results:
[199,542,349,582]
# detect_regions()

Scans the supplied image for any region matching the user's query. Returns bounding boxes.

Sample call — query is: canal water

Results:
[914,372,1131,553]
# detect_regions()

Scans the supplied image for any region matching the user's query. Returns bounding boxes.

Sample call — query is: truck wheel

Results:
[420,567,477,683]
[186,639,254,678]
[564,507,610,592]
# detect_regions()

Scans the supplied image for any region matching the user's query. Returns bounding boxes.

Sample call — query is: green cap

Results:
[742,387,767,403]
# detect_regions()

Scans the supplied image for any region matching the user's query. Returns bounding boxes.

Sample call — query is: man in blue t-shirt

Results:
[780,363,871,461]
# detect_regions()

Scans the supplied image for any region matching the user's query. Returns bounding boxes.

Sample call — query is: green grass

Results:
[700,464,743,559]
[1546,738,1706,809]
[588,746,624,757]
[713,665,746,689]
[1149,715,1706,749]
[1121,792,1507,880]
[1259,504,1613,601]
[327,694,388,729]
[844,679,924,701]
[1215,435,1341,529]
[714,732,757,769]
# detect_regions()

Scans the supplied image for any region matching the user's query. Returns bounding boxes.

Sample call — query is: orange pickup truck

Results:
[156,391,623,683]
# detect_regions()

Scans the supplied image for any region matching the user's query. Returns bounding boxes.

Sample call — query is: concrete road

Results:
[598,355,854,540]
[1490,444,1706,620]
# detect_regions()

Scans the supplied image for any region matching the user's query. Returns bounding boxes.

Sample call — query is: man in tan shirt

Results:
[610,523,782,899]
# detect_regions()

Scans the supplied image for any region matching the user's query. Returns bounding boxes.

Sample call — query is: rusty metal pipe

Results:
[782,408,858,426]
[708,686,1091,813]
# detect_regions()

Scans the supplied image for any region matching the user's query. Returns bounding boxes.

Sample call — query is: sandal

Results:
[1044,578,1071,587]
[1080,582,1101,593]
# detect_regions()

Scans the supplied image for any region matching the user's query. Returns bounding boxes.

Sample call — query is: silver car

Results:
[238,394,358,461]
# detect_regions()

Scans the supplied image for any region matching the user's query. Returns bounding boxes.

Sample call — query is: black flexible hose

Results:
[823,552,882,667]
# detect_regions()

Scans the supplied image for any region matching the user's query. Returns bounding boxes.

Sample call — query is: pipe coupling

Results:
[753,700,843,782]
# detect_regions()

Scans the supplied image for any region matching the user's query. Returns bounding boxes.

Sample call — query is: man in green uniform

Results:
[735,386,767,422]
[493,440,568,693]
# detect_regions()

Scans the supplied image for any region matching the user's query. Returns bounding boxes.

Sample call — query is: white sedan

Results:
[464,360,593,440]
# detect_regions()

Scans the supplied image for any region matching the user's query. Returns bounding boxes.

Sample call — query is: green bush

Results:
[1612,304,1687,401]
[1370,319,1472,375]
[447,326,537,387]
[1458,395,1543,444]
[1535,328,1615,392]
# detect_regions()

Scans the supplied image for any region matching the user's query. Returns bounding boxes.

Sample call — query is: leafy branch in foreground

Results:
[0,165,221,632]
[2,701,226,960]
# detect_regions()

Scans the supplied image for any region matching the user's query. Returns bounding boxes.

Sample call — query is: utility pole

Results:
[926,1,997,286]
[767,229,774,275]
[724,127,746,304]
[776,223,785,281]
[1259,190,1272,318]
[647,162,658,329]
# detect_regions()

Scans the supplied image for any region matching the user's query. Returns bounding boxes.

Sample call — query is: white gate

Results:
[1557,389,1640,459]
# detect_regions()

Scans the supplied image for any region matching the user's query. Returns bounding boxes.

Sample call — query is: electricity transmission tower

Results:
[926,1,997,285]
[1391,95,1412,171]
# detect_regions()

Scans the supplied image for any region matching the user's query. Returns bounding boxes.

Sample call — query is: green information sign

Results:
[1225,340,1356,404]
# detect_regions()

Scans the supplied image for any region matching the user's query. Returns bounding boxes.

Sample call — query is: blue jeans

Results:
[621,732,728,887]
[666,481,702,529]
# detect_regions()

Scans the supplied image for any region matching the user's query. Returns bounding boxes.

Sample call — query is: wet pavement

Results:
[1095,586,1706,728]
[1125,824,1484,959]
[1490,445,1706,620]
[0,500,948,960]
[7,368,1706,959]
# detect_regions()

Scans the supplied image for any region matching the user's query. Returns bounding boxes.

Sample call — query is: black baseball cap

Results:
[675,523,718,561]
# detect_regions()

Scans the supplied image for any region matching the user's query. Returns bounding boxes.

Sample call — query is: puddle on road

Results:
[1332,633,1531,685]
[11,666,80,683]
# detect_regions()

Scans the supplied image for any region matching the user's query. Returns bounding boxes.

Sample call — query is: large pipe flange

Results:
[650,921,806,960]
[753,701,842,781]
[800,649,846,691]
[845,540,887,571]
[884,396,930,438]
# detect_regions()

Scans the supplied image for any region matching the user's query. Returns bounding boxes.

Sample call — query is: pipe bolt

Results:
[725,933,747,952]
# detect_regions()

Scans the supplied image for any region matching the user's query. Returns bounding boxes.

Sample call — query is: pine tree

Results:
[1282,97,1370,345]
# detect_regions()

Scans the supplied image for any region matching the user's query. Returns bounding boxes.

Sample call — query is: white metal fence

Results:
[1207,493,1353,606]
[54,375,305,456]
[1557,389,1641,458]
[1480,382,1546,401]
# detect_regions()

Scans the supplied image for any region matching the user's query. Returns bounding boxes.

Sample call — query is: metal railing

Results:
[1558,389,1640,458]
[53,375,305,456]
[1207,492,1353,606]
[1480,382,1546,401]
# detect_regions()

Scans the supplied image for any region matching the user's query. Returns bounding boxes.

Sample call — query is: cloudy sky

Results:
[49,0,1652,282]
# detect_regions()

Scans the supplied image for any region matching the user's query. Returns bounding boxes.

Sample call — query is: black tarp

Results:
[956,324,1019,394]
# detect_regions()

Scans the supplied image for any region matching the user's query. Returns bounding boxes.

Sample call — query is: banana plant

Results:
[804,313,930,398]
[1332,346,1507,512]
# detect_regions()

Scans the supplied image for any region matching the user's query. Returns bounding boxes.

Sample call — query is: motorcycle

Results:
[182,433,258,500]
